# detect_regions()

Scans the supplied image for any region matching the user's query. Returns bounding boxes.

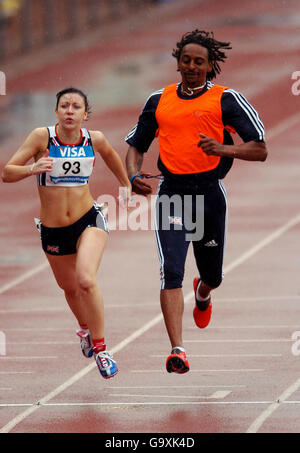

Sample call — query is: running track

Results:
[0,0,300,434]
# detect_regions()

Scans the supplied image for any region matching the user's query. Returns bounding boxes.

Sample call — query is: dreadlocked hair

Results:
[172,30,232,80]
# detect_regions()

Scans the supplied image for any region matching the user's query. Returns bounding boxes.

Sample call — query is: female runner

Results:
[2,87,131,379]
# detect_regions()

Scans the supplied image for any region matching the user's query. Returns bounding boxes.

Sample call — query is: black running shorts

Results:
[36,203,109,256]
[154,178,227,289]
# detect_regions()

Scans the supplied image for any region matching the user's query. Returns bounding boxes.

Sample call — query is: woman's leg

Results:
[46,253,86,326]
[75,227,108,341]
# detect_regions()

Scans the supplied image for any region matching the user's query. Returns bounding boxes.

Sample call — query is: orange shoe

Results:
[166,348,190,374]
[193,278,212,328]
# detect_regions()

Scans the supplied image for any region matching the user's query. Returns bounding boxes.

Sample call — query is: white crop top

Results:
[37,125,95,186]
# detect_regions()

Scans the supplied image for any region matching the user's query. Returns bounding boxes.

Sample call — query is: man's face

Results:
[178,43,213,88]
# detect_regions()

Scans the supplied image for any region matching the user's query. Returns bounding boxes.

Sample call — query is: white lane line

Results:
[0,372,33,374]
[185,339,293,343]
[3,401,300,408]
[0,356,58,360]
[0,262,49,296]
[131,369,263,373]
[223,214,300,275]
[247,378,300,433]
[211,391,232,399]
[5,342,76,345]
[0,404,33,407]
[189,325,300,329]
[109,385,245,389]
[108,391,231,399]
[266,111,300,140]
[3,296,299,313]
[3,339,292,345]
[2,323,298,331]
[213,296,300,303]
[0,308,67,314]
[151,354,282,358]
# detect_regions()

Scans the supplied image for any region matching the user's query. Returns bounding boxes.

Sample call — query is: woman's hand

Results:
[119,184,133,208]
[31,149,53,175]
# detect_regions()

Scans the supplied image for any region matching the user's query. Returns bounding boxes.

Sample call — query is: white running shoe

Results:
[94,350,118,379]
[76,330,93,358]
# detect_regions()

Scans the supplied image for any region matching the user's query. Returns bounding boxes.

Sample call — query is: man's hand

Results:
[130,172,153,196]
[198,133,225,156]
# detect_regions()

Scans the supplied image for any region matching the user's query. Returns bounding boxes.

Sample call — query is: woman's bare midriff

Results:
[38,185,94,227]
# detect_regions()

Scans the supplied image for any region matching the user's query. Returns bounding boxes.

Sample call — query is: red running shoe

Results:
[166,348,190,374]
[193,278,212,328]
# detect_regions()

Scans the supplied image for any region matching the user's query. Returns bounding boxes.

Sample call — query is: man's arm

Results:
[126,146,152,195]
[198,133,267,161]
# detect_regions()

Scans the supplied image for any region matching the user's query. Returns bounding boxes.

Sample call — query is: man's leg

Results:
[160,288,184,349]
[155,186,190,373]
[192,181,227,327]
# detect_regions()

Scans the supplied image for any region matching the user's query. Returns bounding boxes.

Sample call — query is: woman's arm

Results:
[2,128,51,182]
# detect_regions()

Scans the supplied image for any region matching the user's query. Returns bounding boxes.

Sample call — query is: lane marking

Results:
[185,339,294,343]
[211,391,231,399]
[266,111,300,140]
[0,371,33,375]
[131,369,264,373]
[108,391,232,399]
[247,378,300,433]
[187,325,300,329]
[109,385,245,389]
[0,307,67,314]
[1,295,300,314]
[151,354,282,358]
[4,342,77,345]
[0,262,49,296]
[1,322,299,330]
[0,356,58,360]
[2,401,300,408]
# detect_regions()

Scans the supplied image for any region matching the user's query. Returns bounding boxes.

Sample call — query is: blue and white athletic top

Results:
[37,125,95,186]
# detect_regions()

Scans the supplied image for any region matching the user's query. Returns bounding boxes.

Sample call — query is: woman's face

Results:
[55,93,87,129]
[177,43,213,88]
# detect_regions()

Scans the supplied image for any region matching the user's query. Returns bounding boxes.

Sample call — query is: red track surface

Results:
[0,0,300,434]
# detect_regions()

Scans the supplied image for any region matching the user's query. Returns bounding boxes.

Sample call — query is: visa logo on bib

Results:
[49,145,94,158]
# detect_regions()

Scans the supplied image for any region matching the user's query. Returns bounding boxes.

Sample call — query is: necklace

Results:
[181,82,206,96]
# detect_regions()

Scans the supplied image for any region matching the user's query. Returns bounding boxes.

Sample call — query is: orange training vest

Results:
[155,83,228,174]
